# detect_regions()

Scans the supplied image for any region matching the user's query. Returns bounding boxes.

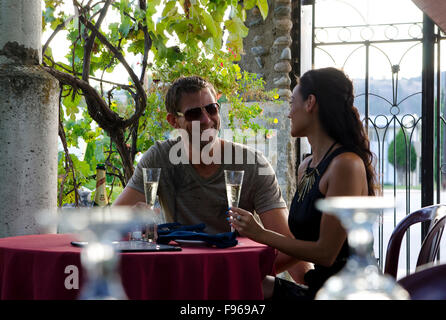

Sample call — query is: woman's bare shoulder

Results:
[329,151,366,177]
[322,151,368,196]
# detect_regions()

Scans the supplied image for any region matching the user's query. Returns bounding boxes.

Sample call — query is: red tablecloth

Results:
[0,234,276,300]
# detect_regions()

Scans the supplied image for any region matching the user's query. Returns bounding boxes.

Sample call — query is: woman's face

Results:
[288,85,312,138]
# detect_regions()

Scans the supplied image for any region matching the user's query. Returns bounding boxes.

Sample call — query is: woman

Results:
[229,67,378,300]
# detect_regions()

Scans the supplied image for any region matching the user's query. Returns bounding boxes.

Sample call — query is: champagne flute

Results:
[141,168,161,242]
[143,168,161,208]
[224,170,244,232]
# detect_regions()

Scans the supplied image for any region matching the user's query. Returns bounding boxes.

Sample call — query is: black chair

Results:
[397,263,446,300]
[416,214,446,269]
[384,204,446,278]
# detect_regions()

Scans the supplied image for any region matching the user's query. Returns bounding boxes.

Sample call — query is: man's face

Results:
[175,88,221,150]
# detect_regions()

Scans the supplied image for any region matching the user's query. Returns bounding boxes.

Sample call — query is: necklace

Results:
[297,142,337,202]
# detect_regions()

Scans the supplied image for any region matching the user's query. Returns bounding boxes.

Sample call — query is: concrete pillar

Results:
[0,0,59,237]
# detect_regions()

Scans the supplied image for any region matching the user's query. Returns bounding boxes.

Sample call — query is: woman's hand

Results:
[228,207,266,242]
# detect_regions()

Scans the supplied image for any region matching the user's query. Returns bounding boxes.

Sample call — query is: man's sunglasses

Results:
[176,102,220,121]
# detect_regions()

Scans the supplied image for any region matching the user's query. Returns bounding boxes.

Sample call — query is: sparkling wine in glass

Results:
[224,170,244,232]
[143,168,161,208]
[142,168,161,242]
[226,183,242,207]
[144,181,159,207]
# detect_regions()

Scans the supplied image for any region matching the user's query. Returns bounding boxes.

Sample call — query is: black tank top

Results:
[288,146,350,295]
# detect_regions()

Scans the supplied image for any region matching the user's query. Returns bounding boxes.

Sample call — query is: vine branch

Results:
[58,86,80,207]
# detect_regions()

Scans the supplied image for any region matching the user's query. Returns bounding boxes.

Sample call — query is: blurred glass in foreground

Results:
[37,206,152,300]
[315,196,410,300]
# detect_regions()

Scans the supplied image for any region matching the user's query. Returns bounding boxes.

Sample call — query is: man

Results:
[114,76,311,281]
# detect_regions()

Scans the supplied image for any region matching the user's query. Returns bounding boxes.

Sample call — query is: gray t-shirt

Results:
[127,137,286,234]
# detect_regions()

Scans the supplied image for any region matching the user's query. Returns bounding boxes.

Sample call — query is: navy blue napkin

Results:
[157,222,206,235]
[157,228,238,249]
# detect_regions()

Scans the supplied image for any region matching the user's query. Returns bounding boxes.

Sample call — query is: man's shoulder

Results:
[144,136,181,155]
[139,136,182,165]
[153,136,182,150]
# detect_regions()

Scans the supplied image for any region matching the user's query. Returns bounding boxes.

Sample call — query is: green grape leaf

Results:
[256,0,268,20]
[162,1,178,17]
[119,16,132,37]
[201,10,218,39]
[146,2,158,32]
[43,7,55,24]
[63,93,82,120]
[225,16,248,38]
[84,141,96,166]
[128,39,145,54]
[244,0,257,10]
[120,0,129,13]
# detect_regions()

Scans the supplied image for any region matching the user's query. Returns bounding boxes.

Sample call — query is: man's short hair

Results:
[165,76,217,114]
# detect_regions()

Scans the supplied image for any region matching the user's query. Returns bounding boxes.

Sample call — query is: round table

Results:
[0,234,276,300]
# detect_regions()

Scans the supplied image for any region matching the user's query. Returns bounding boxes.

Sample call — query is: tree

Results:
[42,0,271,206]
[388,127,417,185]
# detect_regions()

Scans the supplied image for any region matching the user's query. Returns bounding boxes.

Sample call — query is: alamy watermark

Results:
[64,265,79,290]
[167,123,277,176]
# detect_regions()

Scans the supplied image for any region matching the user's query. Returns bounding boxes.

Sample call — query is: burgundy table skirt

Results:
[0,234,277,300]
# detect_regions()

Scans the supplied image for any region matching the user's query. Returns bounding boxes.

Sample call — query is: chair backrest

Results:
[397,263,446,300]
[416,214,446,268]
[384,204,446,278]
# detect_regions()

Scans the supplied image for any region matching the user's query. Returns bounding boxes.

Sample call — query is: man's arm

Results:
[112,186,146,206]
[259,207,313,284]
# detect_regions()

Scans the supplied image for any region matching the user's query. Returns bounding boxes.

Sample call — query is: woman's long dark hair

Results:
[298,67,378,196]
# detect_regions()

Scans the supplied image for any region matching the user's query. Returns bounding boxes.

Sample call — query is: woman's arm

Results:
[258,207,313,283]
[230,152,368,267]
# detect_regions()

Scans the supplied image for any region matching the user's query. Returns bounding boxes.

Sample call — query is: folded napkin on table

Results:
[157,223,238,248]
[157,222,206,235]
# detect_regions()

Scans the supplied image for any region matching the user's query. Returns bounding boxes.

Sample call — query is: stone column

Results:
[240,0,293,100]
[272,0,293,100]
[0,0,59,237]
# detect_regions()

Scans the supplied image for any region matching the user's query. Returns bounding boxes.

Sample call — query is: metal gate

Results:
[296,0,445,277]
